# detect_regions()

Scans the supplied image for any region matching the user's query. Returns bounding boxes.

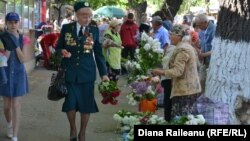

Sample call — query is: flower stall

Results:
[113,110,206,141]
[125,32,164,83]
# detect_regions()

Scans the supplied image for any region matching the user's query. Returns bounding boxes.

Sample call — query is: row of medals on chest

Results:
[65,31,93,53]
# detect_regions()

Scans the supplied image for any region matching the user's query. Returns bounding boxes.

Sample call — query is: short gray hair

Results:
[195,14,208,23]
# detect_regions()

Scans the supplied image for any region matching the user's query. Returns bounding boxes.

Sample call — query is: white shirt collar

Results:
[76,22,85,36]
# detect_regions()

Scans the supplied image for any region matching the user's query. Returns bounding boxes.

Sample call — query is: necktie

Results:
[78,26,84,37]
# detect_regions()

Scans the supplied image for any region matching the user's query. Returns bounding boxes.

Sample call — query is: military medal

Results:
[83,30,93,53]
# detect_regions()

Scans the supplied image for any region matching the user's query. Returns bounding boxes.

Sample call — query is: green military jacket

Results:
[56,22,107,83]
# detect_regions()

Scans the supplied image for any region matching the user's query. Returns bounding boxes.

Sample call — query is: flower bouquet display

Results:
[126,76,160,113]
[98,81,121,105]
[113,110,167,141]
[125,32,163,83]
[170,114,206,125]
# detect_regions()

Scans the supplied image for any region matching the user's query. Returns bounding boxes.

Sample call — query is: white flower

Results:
[151,115,158,119]
[141,32,149,41]
[135,63,141,69]
[136,49,140,54]
[185,119,198,125]
[113,114,122,122]
[157,117,166,124]
[121,125,131,131]
[149,119,157,124]
[153,39,159,44]
[196,114,205,119]
[155,42,161,48]
[128,98,137,106]
[122,116,130,125]
[147,37,154,45]
[196,115,206,124]
[127,129,134,140]
[196,118,206,125]
[152,45,159,50]
[156,49,164,54]
[187,115,195,120]
[143,43,151,51]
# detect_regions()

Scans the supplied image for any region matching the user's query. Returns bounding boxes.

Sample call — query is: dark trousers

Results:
[121,47,136,61]
[161,79,172,122]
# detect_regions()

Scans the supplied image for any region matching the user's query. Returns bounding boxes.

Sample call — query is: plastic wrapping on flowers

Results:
[98,81,120,105]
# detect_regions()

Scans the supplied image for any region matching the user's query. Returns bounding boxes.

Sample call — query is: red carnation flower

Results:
[101,92,108,97]
[111,90,120,97]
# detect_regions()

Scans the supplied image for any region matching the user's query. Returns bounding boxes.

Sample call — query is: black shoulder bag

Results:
[47,64,68,101]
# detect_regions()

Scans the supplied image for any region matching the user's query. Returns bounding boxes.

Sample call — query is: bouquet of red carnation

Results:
[98,81,121,105]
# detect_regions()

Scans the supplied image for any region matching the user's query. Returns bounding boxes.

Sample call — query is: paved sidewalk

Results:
[0,67,163,141]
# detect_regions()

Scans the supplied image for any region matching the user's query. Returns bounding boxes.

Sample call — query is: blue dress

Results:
[0,33,29,97]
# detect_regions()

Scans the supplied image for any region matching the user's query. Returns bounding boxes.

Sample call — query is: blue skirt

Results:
[62,82,99,113]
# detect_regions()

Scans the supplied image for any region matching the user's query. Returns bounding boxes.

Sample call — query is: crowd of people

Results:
[97,10,216,122]
[0,0,216,140]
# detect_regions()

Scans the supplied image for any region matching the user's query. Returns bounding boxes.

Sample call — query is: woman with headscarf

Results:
[152,25,201,119]
[102,19,123,82]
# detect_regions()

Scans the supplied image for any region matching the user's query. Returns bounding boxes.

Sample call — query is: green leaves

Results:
[98,81,119,94]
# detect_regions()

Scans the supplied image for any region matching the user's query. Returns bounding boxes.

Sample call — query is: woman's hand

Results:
[101,75,110,82]
[151,68,164,76]
[61,49,71,58]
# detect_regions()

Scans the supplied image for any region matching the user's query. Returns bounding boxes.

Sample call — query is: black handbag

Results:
[47,66,68,101]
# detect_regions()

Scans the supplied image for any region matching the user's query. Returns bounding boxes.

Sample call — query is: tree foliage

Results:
[178,0,207,14]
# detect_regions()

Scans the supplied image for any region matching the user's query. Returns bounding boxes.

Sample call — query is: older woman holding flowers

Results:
[151,24,201,119]
[102,19,123,82]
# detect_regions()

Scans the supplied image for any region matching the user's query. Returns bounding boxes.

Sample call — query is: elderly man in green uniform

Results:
[56,1,109,141]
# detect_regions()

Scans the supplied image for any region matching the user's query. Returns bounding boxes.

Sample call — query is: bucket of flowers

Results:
[98,81,121,105]
[126,77,158,113]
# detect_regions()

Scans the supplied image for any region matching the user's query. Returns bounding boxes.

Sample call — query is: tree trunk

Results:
[161,0,183,21]
[134,1,147,24]
[127,0,147,24]
[205,0,250,124]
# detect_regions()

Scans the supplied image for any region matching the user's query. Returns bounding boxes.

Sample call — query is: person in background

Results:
[153,11,173,31]
[139,13,150,34]
[160,43,176,121]
[55,1,109,141]
[151,16,170,53]
[0,37,7,85]
[152,24,201,119]
[102,19,123,82]
[0,12,29,141]
[195,14,216,93]
[89,19,98,27]
[122,15,127,23]
[61,13,73,28]
[183,15,191,26]
[98,18,109,43]
[120,13,139,61]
